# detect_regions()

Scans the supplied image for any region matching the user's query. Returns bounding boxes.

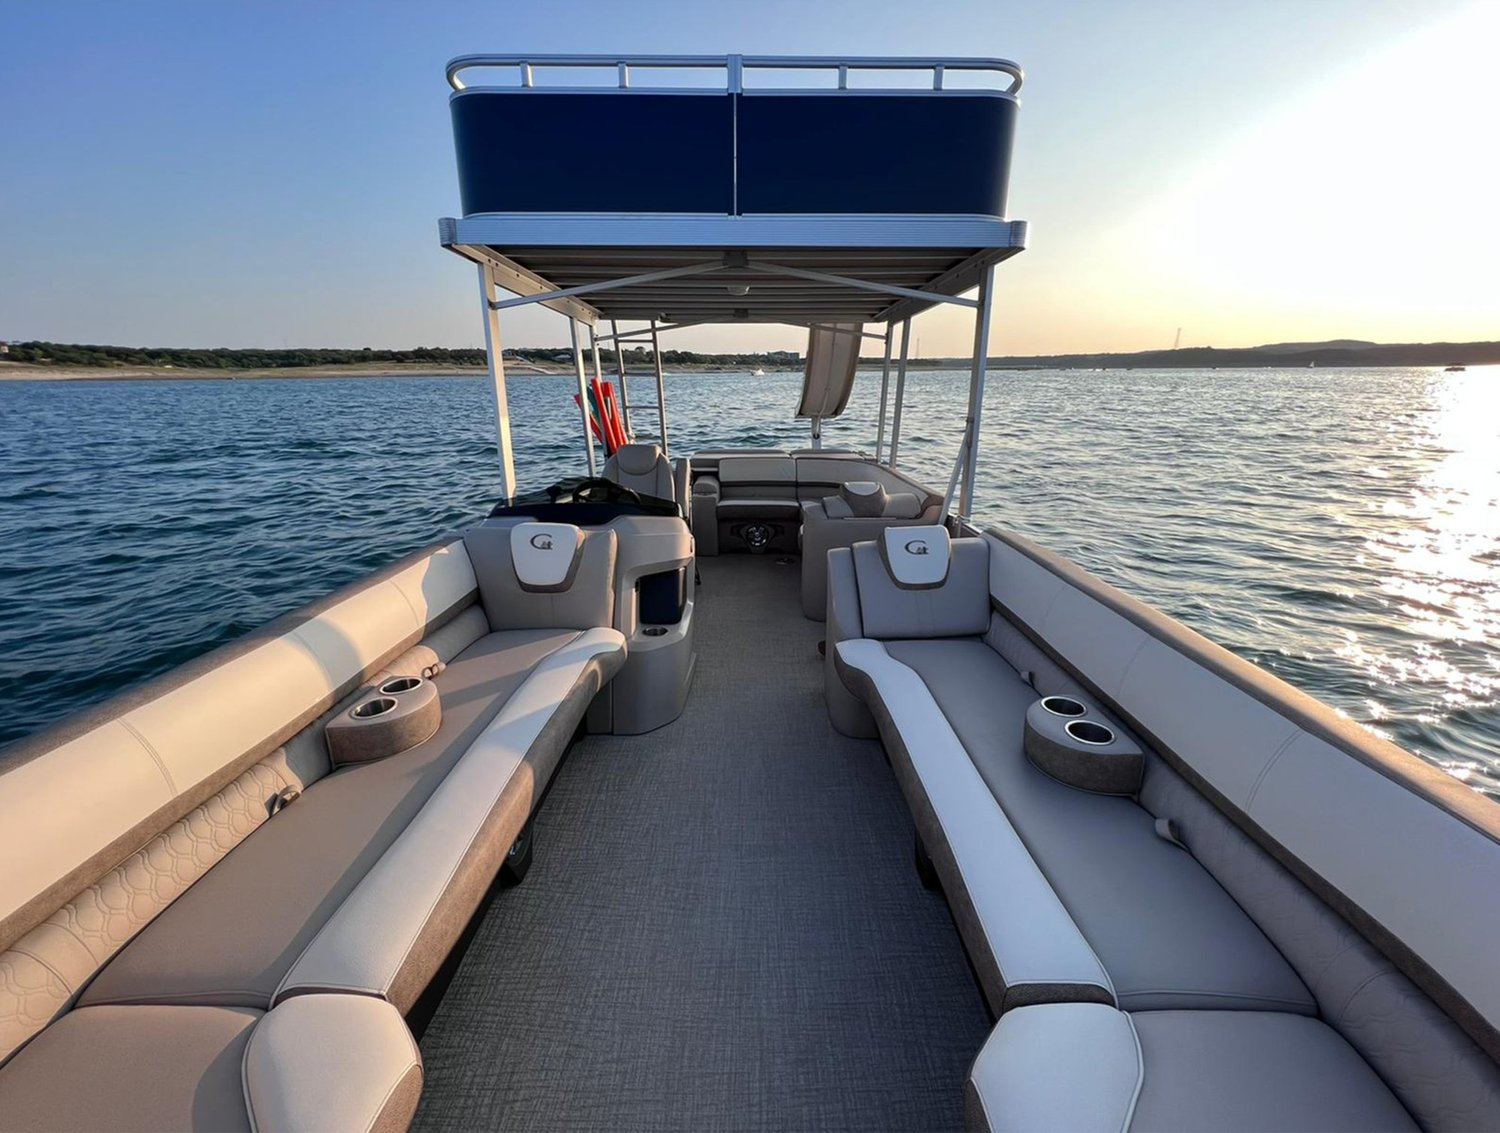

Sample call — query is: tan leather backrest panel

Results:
[0,541,477,948]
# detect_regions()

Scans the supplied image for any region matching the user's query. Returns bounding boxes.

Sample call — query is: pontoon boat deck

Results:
[1,54,1497,1133]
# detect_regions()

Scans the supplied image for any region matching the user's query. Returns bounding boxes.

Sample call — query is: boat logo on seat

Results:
[904,540,930,556]
[530,533,555,550]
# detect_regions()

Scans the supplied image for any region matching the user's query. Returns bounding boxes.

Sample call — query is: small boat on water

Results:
[1446,363,1467,371]
[751,367,766,376]
[2,52,1497,1133]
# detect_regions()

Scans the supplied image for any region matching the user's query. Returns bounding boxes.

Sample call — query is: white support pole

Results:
[588,323,609,453]
[477,263,517,502]
[810,415,823,450]
[958,265,996,518]
[650,320,669,458]
[939,421,972,526]
[610,319,632,437]
[569,318,598,477]
[888,318,912,469]
[873,325,894,462]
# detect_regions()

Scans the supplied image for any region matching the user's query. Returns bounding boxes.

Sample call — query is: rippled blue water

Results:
[2,367,1497,798]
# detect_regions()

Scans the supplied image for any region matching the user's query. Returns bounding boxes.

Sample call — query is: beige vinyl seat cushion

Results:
[969,1002,1415,1132]
[0,996,422,1133]
[882,638,1314,1015]
[80,628,584,1010]
[0,1005,260,1132]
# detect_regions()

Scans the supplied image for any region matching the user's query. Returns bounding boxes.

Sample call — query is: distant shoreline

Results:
[0,362,488,382]
[0,361,808,382]
[2,350,1495,383]
[4,336,1497,380]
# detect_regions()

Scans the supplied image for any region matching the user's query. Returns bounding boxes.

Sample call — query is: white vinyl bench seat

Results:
[826,525,1494,1131]
[0,523,627,1130]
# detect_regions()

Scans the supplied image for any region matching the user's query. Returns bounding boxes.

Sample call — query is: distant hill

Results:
[859,340,1499,371]
[1254,339,1378,353]
[975,340,1500,371]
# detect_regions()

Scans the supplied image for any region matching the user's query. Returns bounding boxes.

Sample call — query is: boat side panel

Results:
[982,528,1500,1074]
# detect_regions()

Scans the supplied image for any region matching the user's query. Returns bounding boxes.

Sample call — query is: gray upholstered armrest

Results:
[835,638,1115,1009]
[243,994,423,1133]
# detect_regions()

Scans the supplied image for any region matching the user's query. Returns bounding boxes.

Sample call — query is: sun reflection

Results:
[1338,367,1500,735]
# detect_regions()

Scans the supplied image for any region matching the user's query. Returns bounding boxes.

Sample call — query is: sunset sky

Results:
[3,0,1496,357]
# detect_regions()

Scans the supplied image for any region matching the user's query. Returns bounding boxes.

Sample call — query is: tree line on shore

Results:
[2,341,802,370]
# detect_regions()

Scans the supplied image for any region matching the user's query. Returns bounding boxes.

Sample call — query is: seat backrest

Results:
[851,527,990,639]
[602,444,675,503]
[0,541,483,1062]
[717,455,795,501]
[463,521,617,631]
[820,481,926,521]
[984,526,1500,1069]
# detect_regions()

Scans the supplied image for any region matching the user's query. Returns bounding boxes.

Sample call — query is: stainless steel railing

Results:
[445,53,1022,95]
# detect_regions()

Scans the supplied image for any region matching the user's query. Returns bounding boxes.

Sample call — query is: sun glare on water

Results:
[1339,366,1500,784]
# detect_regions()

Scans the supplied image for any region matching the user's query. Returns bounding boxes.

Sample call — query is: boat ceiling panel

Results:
[442,221,1026,324]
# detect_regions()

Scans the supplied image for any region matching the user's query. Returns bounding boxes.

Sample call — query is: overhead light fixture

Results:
[726,283,750,296]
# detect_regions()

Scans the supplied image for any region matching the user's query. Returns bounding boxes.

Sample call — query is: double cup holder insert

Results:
[1024,694,1143,795]
[326,675,442,766]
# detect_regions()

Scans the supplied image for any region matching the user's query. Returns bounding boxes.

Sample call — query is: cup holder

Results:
[378,676,423,695]
[1065,719,1116,746]
[351,697,398,719]
[642,626,668,637]
[1024,696,1140,794]
[1040,696,1087,718]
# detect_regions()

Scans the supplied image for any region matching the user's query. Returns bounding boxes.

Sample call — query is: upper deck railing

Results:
[446,53,1023,95]
[445,53,1023,219]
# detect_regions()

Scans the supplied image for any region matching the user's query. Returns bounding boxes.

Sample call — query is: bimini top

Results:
[438,54,1027,326]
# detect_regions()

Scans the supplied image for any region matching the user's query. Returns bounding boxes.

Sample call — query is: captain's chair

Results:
[602,443,688,511]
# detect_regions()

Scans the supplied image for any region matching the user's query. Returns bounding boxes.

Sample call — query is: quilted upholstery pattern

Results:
[0,607,490,1069]
[1142,755,1500,1130]
[0,760,288,1065]
[0,954,68,1060]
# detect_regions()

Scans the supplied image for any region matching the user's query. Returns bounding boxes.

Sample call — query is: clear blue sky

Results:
[3,0,1493,356]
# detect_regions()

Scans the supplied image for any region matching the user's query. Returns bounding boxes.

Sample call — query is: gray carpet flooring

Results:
[413,554,990,1132]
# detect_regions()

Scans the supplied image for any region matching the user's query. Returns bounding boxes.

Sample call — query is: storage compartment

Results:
[638,568,686,626]
[1023,697,1143,795]
[326,678,442,766]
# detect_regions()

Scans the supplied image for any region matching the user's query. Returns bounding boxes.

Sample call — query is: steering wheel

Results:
[568,477,644,506]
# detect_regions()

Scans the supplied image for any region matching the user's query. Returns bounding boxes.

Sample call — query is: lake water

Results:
[2,366,1497,800]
